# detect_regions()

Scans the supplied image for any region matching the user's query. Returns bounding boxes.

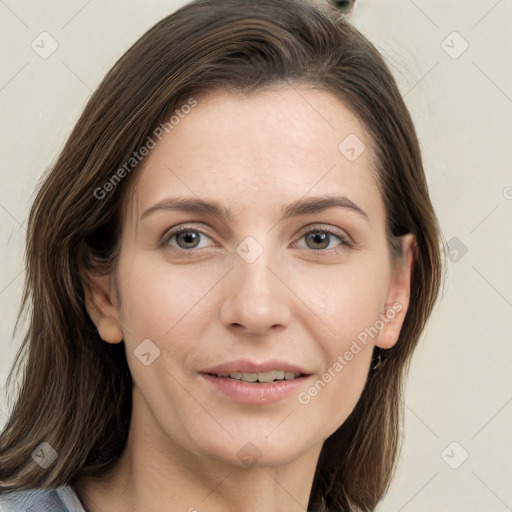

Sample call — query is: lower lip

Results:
[200,373,312,405]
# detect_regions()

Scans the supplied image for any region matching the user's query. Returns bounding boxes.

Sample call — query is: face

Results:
[88,86,412,469]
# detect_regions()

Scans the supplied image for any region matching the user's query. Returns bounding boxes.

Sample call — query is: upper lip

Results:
[202,359,311,375]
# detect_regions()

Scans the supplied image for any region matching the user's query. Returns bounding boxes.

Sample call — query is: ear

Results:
[83,272,123,344]
[376,234,416,349]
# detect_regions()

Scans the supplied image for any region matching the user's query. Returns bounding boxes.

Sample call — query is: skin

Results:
[78,86,415,512]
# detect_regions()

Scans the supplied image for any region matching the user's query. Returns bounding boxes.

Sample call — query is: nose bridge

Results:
[219,235,292,334]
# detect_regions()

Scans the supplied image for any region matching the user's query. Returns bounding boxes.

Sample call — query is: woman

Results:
[0,0,442,510]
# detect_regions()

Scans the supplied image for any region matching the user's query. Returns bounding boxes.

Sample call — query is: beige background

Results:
[1,1,511,510]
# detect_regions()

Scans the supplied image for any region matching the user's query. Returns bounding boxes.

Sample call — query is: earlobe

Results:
[376,234,416,350]
[83,273,124,344]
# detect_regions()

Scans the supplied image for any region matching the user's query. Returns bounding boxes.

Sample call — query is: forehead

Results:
[127,86,385,228]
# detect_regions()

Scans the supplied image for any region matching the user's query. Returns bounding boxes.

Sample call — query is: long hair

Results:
[0,1,443,510]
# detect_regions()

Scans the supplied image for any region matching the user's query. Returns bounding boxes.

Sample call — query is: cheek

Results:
[292,256,388,430]
[113,255,222,420]
[297,295,376,437]
[115,252,223,383]
[292,251,391,340]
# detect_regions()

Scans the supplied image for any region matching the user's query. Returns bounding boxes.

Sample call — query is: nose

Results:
[218,249,292,336]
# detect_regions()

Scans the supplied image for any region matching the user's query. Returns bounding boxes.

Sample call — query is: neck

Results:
[75,387,322,512]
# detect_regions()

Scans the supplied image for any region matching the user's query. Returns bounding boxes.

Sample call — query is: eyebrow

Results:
[140,195,369,223]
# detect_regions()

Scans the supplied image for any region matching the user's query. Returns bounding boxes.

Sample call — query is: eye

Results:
[160,225,353,254]
[161,226,215,251]
[294,227,352,252]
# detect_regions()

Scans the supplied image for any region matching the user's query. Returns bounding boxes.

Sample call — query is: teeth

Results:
[256,370,277,383]
[217,370,301,383]
[241,372,258,382]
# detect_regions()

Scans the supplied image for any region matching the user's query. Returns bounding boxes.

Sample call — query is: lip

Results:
[200,373,313,405]
[202,359,311,375]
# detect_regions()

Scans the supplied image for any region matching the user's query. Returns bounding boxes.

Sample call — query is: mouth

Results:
[200,365,313,405]
[200,360,313,404]
[204,370,306,384]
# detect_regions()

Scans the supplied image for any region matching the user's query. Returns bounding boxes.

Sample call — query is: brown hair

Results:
[0,0,443,510]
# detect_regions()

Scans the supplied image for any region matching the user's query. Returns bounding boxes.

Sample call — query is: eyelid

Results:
[296,225,353,243]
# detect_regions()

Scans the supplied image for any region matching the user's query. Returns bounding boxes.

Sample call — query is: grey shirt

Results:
[0,485,87,512]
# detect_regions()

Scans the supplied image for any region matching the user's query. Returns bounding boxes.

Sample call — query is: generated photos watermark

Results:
[298,301,402,405]
[94,97,198,200]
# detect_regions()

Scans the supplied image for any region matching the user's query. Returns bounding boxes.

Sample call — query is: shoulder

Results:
[0,485,82,511]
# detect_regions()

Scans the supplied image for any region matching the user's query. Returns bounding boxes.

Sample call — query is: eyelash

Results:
[160,224,353,256]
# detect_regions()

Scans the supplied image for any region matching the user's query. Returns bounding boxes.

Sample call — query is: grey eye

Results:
[305,231,333,250]
[175,231,202,249]
[163,228,214,251]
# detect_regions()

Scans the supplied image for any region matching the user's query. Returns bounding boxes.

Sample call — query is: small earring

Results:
[371,348,383,371]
